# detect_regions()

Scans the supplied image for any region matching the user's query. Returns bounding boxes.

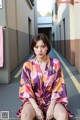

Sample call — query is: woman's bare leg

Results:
[53,103,68,120]
[21,103,36,120]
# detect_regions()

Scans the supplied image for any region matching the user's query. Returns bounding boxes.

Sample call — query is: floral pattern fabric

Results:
[16,56,73,118]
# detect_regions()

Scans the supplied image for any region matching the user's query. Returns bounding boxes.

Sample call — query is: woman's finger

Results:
[46,114,54,120]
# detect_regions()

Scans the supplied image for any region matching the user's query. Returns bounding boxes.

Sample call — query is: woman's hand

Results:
[46,99,57,120]
[28,98,44,119]
[35,107,44,120]
[46,106,54,120]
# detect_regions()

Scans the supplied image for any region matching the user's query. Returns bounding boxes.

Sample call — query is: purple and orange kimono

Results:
[16,56,73,118]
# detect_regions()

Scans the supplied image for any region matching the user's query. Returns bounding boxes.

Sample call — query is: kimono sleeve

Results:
[19,62,35,102]
[51,60,68,105]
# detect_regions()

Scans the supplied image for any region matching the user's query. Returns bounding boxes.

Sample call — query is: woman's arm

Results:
[46,99,57,120]
[28,98,39,109]
[29,98,44,120]
[49,99,57,109]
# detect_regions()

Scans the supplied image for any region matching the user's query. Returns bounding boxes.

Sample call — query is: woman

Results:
[16,34,73,120]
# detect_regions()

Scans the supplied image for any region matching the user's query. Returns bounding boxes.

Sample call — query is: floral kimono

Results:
[16,56,73,118]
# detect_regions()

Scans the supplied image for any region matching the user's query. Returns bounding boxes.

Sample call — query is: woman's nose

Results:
[38,47,42,52]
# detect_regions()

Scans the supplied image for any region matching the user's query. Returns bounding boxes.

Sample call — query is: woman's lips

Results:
[38,53,43,56]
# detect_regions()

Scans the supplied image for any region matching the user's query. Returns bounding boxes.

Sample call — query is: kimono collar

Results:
[34,55,50,66]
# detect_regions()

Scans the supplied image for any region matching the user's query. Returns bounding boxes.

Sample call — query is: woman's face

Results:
[33,40,48,59]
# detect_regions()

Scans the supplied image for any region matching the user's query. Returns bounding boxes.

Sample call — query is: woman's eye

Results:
[34,45,46,48]
[35,46,38,48]
[41,45,45,48]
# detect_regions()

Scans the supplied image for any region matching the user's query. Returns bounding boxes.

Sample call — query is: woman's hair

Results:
[31,34,51,54]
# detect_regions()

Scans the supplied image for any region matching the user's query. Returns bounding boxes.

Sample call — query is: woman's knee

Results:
[21,112,34,120]
[21,104,35,120]
[58,110,68,120]
[54,103,68,120]
[21,112,28,119]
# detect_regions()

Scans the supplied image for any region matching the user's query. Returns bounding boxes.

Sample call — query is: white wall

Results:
[16,0,35,34]
[6,0,17,29]
[69,5,75,39]
[52,0,57,41]
[74,4,80,39]
[57,4,70,40]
